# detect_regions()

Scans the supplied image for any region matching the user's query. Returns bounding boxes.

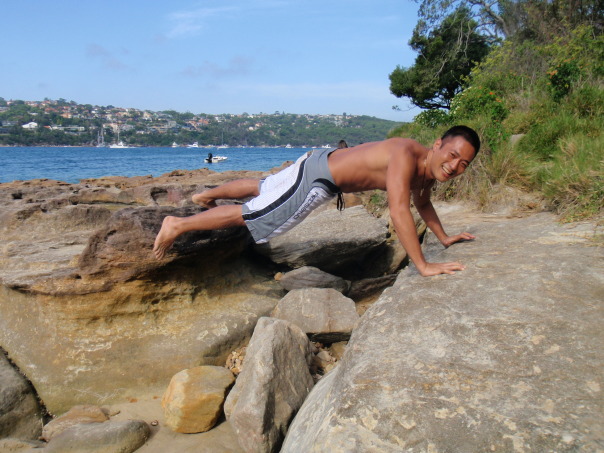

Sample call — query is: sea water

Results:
[0,146,310,184]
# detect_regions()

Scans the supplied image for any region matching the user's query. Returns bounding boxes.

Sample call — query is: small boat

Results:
[171,142,179,148]
[109,141,131,149]
[204,153,228,163]
[187,142,199,148]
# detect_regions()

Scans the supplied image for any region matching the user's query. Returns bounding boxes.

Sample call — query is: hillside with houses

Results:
[0,98,400,147]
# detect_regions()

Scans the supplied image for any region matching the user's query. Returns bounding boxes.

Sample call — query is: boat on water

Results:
[171,142,179,148]
[96,127,106,148]
[187,142,199,148]
[204,153,228,163]
[109,141,132,149]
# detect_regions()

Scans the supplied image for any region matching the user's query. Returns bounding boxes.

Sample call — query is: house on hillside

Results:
[22,122,38,130]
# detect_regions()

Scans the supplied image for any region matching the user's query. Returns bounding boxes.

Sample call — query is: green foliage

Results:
[547,61,582,101]
[414,109,451,128]
[389,7,491,109]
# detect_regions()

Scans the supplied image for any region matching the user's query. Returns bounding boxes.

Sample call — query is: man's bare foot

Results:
[192,192,217,209]
[153,216,180,260]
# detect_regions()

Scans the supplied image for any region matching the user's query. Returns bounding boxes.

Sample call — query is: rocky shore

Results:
[1,166,602,452]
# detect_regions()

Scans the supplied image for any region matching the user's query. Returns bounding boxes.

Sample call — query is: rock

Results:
[328,342,347,361]
[255,206,388,277]
[162,366,235,433]
[346,274,398,301]
[224,317,314,453]
[282,211,604,452]
[42,405,109,441]
[271,288,359,343]
[0,350,43,440]
[276,266,350,293]
[0,174,282,414]
[44,419,150,453]
[0,438,44,451]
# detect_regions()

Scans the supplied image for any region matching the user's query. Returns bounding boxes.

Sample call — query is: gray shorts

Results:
[242,148,341,243]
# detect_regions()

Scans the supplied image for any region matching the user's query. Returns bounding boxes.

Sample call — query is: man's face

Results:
[430,136,476,182]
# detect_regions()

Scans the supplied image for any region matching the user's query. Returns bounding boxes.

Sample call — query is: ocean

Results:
[0,146,310,184]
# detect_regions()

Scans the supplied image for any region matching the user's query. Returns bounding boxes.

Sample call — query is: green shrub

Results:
[414,109,451,128]
[547,61,582,101]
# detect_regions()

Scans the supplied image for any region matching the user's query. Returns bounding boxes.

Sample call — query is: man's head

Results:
[430,125,480,182]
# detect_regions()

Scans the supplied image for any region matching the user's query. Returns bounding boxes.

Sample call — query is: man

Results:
[154,125,479,277]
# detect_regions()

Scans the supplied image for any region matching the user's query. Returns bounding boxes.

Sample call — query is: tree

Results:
[389,7,490,110]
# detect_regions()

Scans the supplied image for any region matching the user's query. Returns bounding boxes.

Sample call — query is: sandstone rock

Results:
[346,274,398,301]
[0,175,282,414]
[42,405,109,441]
[0,350,43,440]
[224,317,314,453]
[276,266,350,293]
[282,211,604,452]
[328,342,347,361]
[0,437,44,451]
[271,288,359,343]
[162,366,235,433]
[44,419,150,453]
[255,206,388,277]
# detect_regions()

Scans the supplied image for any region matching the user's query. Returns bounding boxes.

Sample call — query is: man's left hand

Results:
[442,232,476,248]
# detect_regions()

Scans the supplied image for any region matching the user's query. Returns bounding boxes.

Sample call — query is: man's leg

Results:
[192,179,260,208]
[153,205,245,259]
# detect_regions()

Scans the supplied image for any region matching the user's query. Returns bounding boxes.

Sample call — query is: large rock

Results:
[44,419,150,453]
[162,366,235,433]
[271,288,360,343]
[282,211,604,452]
[255,206,388,276]
[225,317,315,453]
[0,174,282,414]
[0,350,43,440]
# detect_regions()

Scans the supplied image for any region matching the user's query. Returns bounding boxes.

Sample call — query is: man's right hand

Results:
[417,261,466,276]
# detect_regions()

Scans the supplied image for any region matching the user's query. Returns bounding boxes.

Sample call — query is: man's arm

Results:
[386,152,467,277]
[412,186,476,248]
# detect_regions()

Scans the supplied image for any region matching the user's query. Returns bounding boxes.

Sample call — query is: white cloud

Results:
[166,6,238,38]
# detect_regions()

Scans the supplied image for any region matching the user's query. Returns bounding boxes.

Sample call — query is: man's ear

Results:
[432,138,442,150]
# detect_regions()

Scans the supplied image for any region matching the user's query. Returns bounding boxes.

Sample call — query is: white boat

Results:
[204,153,228,163]
[96,127,106,147]
[187,142,199,148]
[109,141,131,149]
[171,142,179,148]
[109,127,132,148]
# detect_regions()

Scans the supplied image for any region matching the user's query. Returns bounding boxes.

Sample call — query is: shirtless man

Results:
[153,125,479,277]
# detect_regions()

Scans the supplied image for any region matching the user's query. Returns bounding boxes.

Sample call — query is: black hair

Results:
[441,125,481,156]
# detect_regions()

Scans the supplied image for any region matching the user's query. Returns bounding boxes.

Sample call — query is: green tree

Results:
[389,7,490,110]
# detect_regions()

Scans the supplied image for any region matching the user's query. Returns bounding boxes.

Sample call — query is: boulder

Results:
[162,366,235,433]
[255,206,388,277]
[282,211,604,452]
[44,419,150,453]
[42,405,109,441]
[0,350,43,440]
[0,438,44,451]
[0,175,281,414]
[225,317,314,453]
[271,288,359,343]
[275,266,350,293]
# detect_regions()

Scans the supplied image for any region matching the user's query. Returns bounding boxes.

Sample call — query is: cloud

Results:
[166,6,238,39]
[86,44,130,71]
[181,56,254,78]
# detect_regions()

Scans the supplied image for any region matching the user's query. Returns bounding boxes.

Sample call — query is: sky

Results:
[1,1,422,122]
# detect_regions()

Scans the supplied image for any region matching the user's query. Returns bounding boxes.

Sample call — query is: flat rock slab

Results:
[283,210,604,452]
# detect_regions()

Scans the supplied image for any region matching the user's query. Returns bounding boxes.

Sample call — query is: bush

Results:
[547,61,582,101]
[413,109,451,128]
